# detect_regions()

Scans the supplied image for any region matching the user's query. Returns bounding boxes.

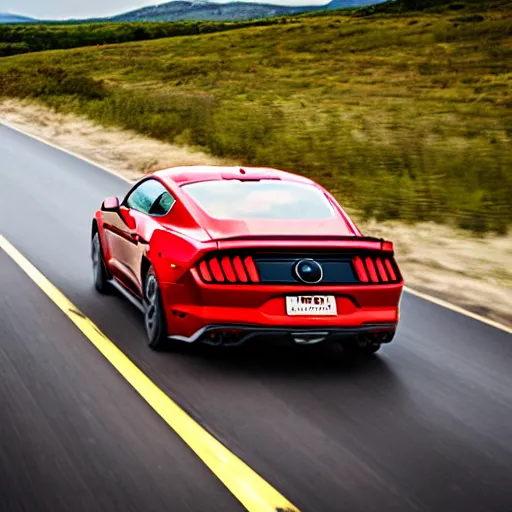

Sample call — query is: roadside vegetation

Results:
[0,19,282,57]
[1,0,511,234]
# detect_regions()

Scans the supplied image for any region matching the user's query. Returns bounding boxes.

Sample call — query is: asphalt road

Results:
[1,123,511,512]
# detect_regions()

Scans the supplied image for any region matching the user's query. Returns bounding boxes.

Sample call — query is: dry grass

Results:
[0,98,233,181]
[359,219,512,326]
[1,98,511,328]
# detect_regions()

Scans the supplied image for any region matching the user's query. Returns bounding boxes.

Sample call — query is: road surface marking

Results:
[404,286,511,335]
[0,234,300,512]
[1,120,511,335]
[0,120,135,183]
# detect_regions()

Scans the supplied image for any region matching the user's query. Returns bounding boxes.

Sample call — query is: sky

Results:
[2,0,328,20]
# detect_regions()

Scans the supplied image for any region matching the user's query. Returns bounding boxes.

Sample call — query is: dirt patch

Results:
[1,98,510,329]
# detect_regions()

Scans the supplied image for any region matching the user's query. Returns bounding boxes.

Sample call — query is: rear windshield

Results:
[181,179,336,220]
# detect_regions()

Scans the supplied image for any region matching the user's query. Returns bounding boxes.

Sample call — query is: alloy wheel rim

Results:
[92,237,101,279]
[145,275,158,337]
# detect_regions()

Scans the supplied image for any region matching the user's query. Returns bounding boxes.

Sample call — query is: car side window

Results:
[125,179,175,216]
[149,190,175,216]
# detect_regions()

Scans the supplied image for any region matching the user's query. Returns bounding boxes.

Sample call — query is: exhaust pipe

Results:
[376,331,394,344]
[291,332,328,345]
[358,331,393,346]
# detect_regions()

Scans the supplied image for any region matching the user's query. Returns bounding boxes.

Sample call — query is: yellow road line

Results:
[0,234,300,512]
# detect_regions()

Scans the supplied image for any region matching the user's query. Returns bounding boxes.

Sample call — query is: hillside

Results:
[354,0,512,14]
[108,0,379,22]
[0,0,382,25]
[0,20,284,57]
[1,1,510,233]
[0,13,36,24]
[109,0,320,22]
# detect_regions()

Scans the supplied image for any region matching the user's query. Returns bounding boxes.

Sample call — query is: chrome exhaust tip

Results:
[291,332,328,345]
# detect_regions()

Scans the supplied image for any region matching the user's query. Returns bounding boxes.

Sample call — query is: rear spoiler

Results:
[215,235,394,253]
[212,234,382,242]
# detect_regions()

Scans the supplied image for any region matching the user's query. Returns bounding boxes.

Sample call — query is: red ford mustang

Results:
[91,166,404,354]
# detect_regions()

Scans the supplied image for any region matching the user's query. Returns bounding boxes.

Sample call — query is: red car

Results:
[91,166,404,354]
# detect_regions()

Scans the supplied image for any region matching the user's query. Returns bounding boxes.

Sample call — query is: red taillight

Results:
[384,259,397,281]
[208,258,225,282]
[353,256,369,282]
[221,256,237,283]
[375,258,389,282]
[232,256,248,283]
[244,256,260,283]
[353,254,400,284]
[198,261,212,282]
[199,253,398,285]
[197,254,259,284]
[382,241,394,252]
[365,257,379,283]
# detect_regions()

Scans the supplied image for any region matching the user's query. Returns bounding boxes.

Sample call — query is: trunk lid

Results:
[203,217,357,243]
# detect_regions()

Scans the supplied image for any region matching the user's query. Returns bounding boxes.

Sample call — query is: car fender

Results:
[93,210,113,262]
[146,228,216,284]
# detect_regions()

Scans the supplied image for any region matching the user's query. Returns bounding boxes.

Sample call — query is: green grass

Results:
[353,0,512,15]
[1,1,511,233]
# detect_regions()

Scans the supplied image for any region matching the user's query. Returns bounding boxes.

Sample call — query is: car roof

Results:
[152,165,317,187]
[148,165,358,239]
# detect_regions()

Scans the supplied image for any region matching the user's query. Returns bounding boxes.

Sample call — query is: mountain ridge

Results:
[0,13,37,23]
[0,0,382,24]
[108,0,378,22]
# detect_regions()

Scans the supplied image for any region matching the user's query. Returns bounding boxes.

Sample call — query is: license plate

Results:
[285,295,337,316]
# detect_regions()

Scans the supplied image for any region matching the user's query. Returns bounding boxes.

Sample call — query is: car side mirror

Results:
[101,196,120,212]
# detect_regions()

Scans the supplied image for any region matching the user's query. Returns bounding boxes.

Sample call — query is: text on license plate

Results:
[285,295,337,316]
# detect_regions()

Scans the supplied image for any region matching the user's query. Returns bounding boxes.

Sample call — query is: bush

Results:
[0,20,281,56]
[0,66,108,99]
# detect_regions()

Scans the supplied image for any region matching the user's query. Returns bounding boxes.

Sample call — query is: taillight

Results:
[352,254,400,284]
[221,256,237,283]
[196,254,260,284]
[352,256,368,282]
[208,258,225,282]
[375,258,388,282]
[198,261,212,282]
[244,256,260,283]
[232,256,248,282]
[385,259,397,281]
[365,257,379,283]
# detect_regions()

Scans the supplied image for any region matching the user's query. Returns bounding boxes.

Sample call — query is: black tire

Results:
[143,266,168,351]
[91,232,110,294]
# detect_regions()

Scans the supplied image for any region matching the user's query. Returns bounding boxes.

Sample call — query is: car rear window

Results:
[182,179,336,220]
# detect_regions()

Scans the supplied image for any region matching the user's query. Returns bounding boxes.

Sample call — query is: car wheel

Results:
[143,267,168,351]
[92,232,110,294]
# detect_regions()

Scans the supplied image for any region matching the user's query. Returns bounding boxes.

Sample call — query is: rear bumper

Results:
[161,279,403,344]
[168,323,397,346]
